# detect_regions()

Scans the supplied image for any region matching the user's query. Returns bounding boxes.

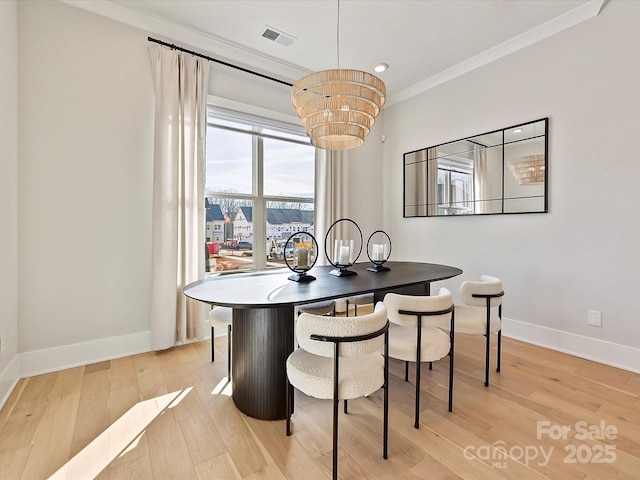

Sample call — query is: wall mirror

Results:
[403,118,548,217]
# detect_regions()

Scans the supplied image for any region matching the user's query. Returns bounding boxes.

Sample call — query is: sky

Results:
[206,127,314,199]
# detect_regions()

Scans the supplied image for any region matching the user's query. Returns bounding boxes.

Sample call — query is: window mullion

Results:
[253,135,266,270]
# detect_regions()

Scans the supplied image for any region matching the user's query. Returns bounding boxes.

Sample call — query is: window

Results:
[205,107,315,274]
[437,160,474,215]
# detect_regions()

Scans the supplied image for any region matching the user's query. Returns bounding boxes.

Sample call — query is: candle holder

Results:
[366,230,392,272]
[284,232,318,282]
[324,218,363,277]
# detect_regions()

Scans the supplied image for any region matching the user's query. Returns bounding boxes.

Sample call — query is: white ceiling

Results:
[79,0,605,104]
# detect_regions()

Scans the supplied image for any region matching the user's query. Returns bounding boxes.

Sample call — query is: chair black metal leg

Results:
[383,329,389,459]
[497,303,503,373]
[286,378,292,436]
[344,399,348,414]
[211,325,216,362]
[497,329,502,373]
[289,374,295,416]
[484,299,491,387]
[332,344,340,480]
[415,318,422,429]
[429,361,433,371]
[332,396,339,480]
[448,310,455,413]
[227,324,232,381]
[485,333,491,387]
[415,360,421,429]
[484,334,491,387]
[404,361,409,382]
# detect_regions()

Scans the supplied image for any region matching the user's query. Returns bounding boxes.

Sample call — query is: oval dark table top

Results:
[183,261,463,308]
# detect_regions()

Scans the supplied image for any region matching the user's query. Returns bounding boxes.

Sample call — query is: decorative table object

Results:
[367,230,392,272]
[284,232,318,282]
[324,218,363,277]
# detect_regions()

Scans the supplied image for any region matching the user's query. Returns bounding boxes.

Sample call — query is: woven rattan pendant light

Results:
[507,154,546,185]
[292,1,386,150]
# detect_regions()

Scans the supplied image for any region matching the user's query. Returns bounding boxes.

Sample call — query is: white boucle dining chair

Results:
[383,288,455,429]
[345,292,374,316]
[209,306,232,380]
[442,275,504,387]
[295,299,336,317]
[285,302,389,480]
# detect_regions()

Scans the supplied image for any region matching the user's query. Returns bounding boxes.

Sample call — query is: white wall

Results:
[18,0,155,367]
[382,0,640,369]
[14,0,320,377]
[0,0,19,403]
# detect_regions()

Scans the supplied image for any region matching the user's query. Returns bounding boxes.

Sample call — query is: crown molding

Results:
[60,0,605,106]
[387,0,606,106]
[60,0,309,85]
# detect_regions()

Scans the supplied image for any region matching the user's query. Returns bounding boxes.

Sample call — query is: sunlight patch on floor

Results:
[211,377,232,396]
[47,388,192,480]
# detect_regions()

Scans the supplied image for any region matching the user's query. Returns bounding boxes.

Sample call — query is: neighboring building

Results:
[205,200,226,243]
[233,206,253,243]
[232,206,314,244]
[266,208,314,240]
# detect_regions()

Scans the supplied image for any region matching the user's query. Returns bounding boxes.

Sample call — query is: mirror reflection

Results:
[404,118,548,217]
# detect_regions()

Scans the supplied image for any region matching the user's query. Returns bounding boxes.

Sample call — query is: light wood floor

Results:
[1,331,639,479]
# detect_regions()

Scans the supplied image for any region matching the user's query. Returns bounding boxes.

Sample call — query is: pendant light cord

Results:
[336,0,340,69]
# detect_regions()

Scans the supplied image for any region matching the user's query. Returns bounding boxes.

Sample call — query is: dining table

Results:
[183,261,463,420]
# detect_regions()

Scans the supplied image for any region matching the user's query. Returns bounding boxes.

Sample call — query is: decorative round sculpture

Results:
[323,218,363,277]
[366,230,392,272]
[284,232,318,282]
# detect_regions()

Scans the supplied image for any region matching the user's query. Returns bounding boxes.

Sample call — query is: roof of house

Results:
[237,206,313,225]
[205,201,225,222]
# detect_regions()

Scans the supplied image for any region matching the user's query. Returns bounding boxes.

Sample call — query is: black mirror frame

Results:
[403,118,548,217]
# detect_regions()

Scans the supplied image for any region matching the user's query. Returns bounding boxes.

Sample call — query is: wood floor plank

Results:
[0,373,58,456]
[0,378,28,428]
[0,444,30,479]
[243,413,328,479]
[178,411,228,465]
[109,355,139,391]
[194,452,243,480]
[146,408,198,479]
[69,368,111,458]
[95,452,154,480]
[21,390,81,479]
[1,335,639,479]
[213,398,269,478]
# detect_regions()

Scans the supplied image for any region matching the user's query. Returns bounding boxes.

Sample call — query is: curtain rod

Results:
[147,36,294,87]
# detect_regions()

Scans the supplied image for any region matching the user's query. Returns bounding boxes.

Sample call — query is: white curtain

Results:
[148,44,210,350]
[314,149,348,265]
[473,145,488,214]
[427,147,439,216]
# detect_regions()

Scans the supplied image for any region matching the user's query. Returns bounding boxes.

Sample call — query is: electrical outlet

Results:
[588,310,602,327]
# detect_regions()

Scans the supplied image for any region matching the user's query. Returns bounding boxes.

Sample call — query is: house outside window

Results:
[205,106,314,274]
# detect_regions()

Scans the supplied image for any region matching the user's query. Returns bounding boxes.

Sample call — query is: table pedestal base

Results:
[231,306,295,420]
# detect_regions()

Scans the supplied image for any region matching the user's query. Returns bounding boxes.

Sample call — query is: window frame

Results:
[205,103,315,273]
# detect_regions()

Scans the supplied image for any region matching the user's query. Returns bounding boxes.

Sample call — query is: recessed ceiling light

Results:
[374,63,388,73]
[513,128,523,133]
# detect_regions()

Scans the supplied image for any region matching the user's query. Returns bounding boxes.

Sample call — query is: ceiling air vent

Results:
[261,26,295,47]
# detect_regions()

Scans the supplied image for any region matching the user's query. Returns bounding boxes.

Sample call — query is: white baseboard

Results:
[3,320,638,411]
[0,355,20,411]
[19,330,152,378]
[503,318,640,374]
